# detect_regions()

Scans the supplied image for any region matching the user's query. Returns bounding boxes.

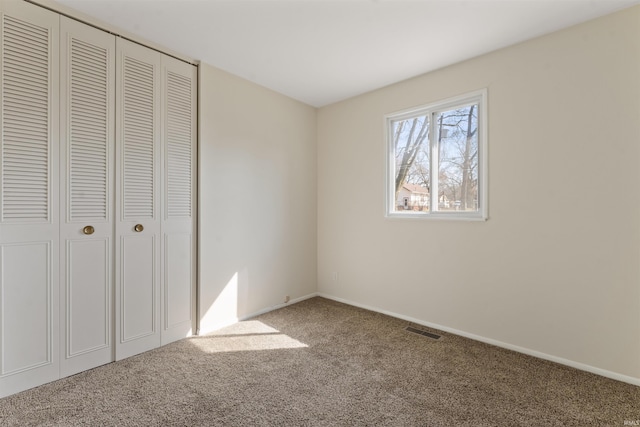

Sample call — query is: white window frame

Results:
[385,89,488,221]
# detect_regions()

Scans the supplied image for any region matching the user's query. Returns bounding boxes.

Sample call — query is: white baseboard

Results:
[198,317,239,335]
[197,292,319,335]
[239,292,319,321]
[316,292,640,387]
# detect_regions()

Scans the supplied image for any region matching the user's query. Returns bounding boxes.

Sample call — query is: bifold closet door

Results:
[114,38,162,360]
[160,56,197,345]
[0,1,60,398]
[59,17,115,377]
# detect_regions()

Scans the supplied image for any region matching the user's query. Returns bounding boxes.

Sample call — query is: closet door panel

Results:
[121,235,155,340]
[161,56,196,345]
[0,0,59,398]
[65,239,109,353]
[1,242,52,373]
[59,16,115,377]
[163,233,192,335]
[115,38,161,360]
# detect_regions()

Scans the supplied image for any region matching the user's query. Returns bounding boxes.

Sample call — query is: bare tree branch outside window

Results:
[391,100,480,214]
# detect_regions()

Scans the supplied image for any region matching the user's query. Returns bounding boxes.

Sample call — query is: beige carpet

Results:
[0,297,638,426]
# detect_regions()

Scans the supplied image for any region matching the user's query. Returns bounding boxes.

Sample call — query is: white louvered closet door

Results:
[0,1,60,398]
[115,38,161,360]
[160,56,196,345]
[59,17,115,377]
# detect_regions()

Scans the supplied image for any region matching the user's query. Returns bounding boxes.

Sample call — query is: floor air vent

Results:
[405,326,441,340]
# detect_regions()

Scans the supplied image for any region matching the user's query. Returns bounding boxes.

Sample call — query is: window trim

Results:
[385,89,488,221]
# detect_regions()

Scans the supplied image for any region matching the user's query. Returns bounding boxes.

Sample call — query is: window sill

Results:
[385,211,488,221]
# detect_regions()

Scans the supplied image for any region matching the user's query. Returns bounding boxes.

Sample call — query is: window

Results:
[386,89,487,220]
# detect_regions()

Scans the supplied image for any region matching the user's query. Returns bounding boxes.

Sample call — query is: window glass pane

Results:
[392,115,430,212]
[436,103,479,212]
[386,90,486,219]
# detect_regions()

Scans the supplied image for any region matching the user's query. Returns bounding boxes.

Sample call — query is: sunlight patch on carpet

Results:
[189,320,308,353]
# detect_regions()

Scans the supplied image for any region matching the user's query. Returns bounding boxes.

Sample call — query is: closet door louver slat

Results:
[69,37,109,221]
[166,71,192,218]
[1,15,50,222]
[123,57,154,220]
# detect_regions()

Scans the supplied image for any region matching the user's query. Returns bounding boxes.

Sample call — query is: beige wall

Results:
[198,63,317,333]
[317,7,640,381]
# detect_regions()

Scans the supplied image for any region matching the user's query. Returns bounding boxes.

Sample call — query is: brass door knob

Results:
[82,225,95,235]
[134,224,144,232]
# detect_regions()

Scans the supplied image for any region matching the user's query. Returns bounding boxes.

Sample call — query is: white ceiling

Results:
[54,0,639,107]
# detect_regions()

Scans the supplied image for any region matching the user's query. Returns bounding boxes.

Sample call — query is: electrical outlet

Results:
[284,295,290,303]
